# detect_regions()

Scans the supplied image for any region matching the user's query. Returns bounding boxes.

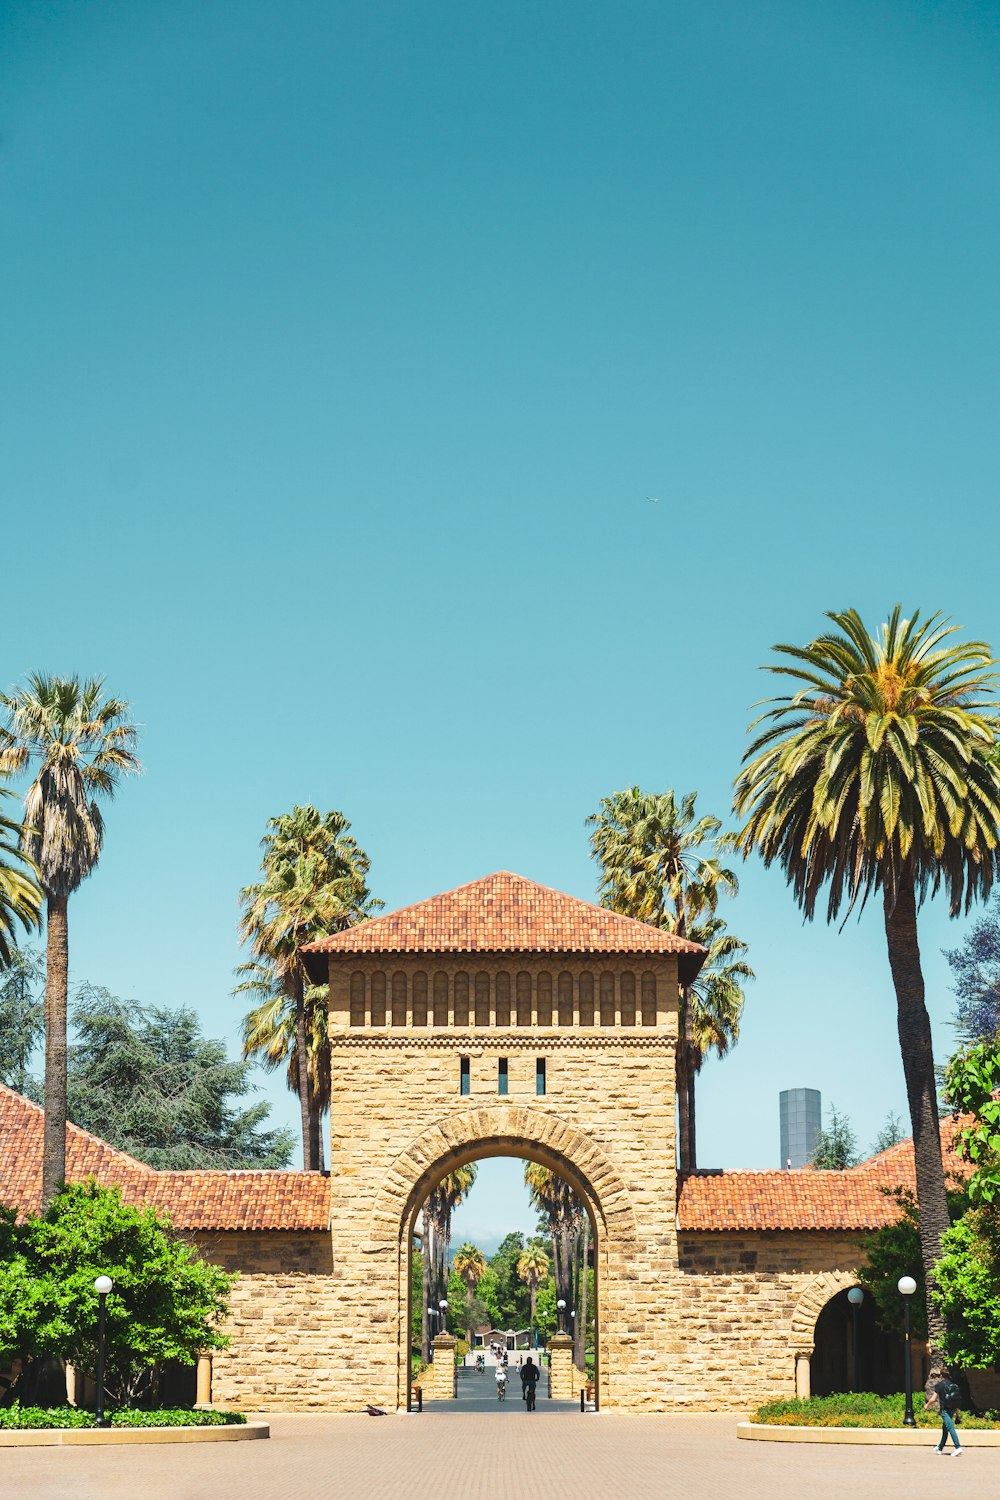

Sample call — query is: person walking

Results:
[520,1356,539,1412]
[926,1372,963,1456]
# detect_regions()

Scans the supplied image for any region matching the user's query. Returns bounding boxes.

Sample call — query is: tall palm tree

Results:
[587,786,742,1166]
[681,915,754,1168]
[587,787,736,930]
[237,962,332,1169]
[733,606,1000,1369]
[517,1243,550,1343]
[453,1241,487,1348]
[0,675,139,1202]
[421,1165,476,1358]
[238,805,379,1169]
[0,786,42,967]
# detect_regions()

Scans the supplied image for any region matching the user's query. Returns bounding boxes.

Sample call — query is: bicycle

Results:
[496,1377,507,1402]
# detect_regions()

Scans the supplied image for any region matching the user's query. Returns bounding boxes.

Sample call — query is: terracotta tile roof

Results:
[677,1121,967,1232]
[0,1084,330,1231]
[302,871,707,970]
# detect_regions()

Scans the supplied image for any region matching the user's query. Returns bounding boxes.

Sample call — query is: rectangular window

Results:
[460,1056,470,1095]
[536,1058,546,1096]
[498,1057,508,1096]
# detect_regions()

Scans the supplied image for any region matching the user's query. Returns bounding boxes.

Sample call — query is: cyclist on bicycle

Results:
[495,1364,507,1402]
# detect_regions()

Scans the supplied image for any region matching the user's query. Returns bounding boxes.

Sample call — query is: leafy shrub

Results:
[0,1404,245,1430]
[752,1392,1000,1429]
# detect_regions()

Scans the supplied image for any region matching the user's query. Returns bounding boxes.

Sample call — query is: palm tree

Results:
[587,786,742,1166]
[0,786,42,967]
[237,961,332,1169]
[453,1241,487,1348]
[238,805,379,1169]
[517,1243,550,1343]
[420,1165,476,1358]
[733,606,1000,1368]
[681,915,754,1168]
[0,675,139,1202]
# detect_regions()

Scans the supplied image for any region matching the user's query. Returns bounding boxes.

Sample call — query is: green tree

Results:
[0,1180,234,1406]
[0,945,44,1098]
[453,1242,487,1348]
[238,805,379,1169]
[733,607,1000,1368]
[683,913,754,1167]
[0,675,140,1203]
[517,1243,550,1340]
[0,787,41,968]
[944,889,1000,1046]
[64,985,293,1169]
[870,1111,906,1156]
[810,1103,860,1170]
[587,786,748,1167]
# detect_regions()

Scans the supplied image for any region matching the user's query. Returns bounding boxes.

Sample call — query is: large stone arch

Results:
[363,1103,644,1412]
[364,1102,639,1255]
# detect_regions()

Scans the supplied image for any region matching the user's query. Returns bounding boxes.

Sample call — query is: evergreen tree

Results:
[66,984,293,1169]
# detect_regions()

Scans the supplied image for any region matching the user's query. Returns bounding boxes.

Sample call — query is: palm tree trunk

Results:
[291,972,311,1167]
[676,1033,692,1170]
[686,1045,698,1170]
[421,1222,432,1362]
[42,893,69,1206]
[307,1098,321,1173]
[883,875,950,1371]
[577,1217,590,1368]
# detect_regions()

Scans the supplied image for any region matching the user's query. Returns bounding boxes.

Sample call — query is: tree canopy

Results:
[64,985,293,1169]
[0,1180,234,1405]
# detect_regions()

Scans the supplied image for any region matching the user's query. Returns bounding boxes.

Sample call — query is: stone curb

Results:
[737,1421,1000,1446]
[0,1421,269,1447]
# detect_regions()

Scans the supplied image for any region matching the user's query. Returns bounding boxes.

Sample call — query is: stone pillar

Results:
[547,1332,574,1400]
[427,1334,456,1399]
[795,1351,811,1400]
[195,1352,213,1409]
[65,1363,77,1406]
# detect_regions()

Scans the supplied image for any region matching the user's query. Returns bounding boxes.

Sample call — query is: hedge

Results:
[0,1404,245,1430]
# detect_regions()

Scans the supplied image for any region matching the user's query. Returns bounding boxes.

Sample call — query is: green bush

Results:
[0,1404,245,1430]
[752,1392,1000,1429]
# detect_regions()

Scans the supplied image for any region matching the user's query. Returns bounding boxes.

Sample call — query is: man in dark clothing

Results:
[520,1356,539,1411]
[925,1373,963,1455]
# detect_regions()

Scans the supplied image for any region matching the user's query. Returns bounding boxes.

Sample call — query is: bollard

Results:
[580,1389,585,1412]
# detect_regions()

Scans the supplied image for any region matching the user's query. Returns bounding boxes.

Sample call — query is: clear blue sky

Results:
[3,2,1000,1237]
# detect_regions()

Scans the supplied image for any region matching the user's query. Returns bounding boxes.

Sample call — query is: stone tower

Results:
[303,871,705,1411]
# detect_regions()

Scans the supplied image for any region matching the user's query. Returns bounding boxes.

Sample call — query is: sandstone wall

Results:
[671,1230,866,1409]
[193,1231,336,1412]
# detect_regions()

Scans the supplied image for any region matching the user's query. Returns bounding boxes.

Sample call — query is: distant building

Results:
[780,1088,821,1168]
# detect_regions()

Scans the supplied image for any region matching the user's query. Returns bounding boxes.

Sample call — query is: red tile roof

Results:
[0,1085,330,1231]
[677,1122,967,1232]
[303,871,707,969]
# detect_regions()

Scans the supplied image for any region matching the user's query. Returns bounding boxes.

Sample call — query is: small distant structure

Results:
[780,1089,821,1169]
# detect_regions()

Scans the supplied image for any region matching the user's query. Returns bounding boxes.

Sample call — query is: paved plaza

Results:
[3,1412,997,1500]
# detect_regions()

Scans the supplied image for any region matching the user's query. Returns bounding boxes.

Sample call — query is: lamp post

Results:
[898,1276,917,1426]
[439,1299,448,1334]
[556,1298,566,1334]
[847,1287,864,1392]
[93,1275,113,1428]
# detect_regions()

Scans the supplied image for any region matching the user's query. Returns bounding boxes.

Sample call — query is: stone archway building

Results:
[0,870,986,1412]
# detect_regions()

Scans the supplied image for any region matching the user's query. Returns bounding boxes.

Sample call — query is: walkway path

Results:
[424,1364,577,1414]
[3,1412,995,1500]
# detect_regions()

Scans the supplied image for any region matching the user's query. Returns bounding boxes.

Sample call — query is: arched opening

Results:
[811,1288,907,1397]
[400,1139,603,1412]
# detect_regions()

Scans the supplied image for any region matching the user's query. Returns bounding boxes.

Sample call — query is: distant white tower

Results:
[780,1088,821,1168]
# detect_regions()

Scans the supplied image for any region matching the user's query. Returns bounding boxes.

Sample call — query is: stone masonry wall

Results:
[193,1231,336,1412]
[671,1230,866,1409]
